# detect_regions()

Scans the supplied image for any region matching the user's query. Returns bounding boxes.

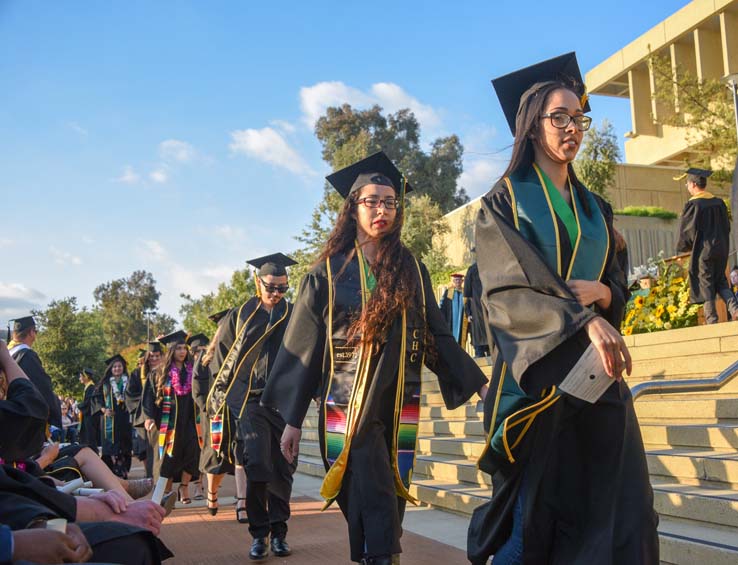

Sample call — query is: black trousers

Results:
[79,521,173,564]
[703,286,738,323]
[240,399,295,539]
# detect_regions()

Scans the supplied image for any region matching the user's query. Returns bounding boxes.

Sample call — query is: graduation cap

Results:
[492,51,590,135]
[80,368,95,377]
[146,341,163,353]
[325,151,413,200]
[247,253,298,277]
[673,168,713,182]
[187,333,209,349]
[137,349,146,359]
[9,316,36,333]
[158,330,188,347]
[104,354,126,367]
[208,309,230,324]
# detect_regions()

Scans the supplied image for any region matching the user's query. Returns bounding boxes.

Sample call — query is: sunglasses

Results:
[260,278,289,294]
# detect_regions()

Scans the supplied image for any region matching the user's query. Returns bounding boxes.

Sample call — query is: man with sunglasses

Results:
[208,253,296,561]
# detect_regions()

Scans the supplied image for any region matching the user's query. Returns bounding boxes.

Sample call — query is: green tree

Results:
[93,270,172,352]
[33,298,107,396]
[649,53,737,173]
[401,194,449,258]
[574,119,621,201]
[179,268,257,336]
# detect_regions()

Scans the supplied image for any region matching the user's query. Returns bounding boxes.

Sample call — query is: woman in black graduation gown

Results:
[95,355,133,479]
[263,151,488,565]
[467,53,659,564]
[142,331,200,502]
[77,368,101,449]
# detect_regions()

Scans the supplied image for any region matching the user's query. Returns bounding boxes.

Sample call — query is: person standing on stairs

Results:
[468,52,659,564]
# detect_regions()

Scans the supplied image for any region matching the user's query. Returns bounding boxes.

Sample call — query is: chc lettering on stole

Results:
[410,328,421,364]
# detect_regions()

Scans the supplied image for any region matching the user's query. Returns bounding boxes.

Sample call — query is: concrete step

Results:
[646,447,738,486]
[636,396,738,420]
[421,402,484,420]
[659,517,738,565]
[295,454,325,479]
[417,436,486,459]
[652,481,738,529]
[299,439,322,459]
[408,478,488,515]
[641,423,738,450]
[414,454,490,488]
[627,353,737,381]
[418,418,485,438]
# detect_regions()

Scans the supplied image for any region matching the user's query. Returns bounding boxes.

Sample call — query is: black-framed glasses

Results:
[541,112,592,132]
[355,196,400,210]
[260,278,289,294]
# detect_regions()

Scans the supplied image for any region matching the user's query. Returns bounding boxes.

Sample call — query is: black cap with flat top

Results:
[247,253,297,277]
[492,51,590,135]
[9,316,36,333]
[208,309,230,324]
[325,151,413,199]
[158,330,188,347]
[146,341,163,353]
[104,354,126,367]
[186,333,209,349]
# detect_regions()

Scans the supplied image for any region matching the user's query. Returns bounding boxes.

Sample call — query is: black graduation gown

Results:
[96,378,133,478]
[11,346,62,430]
[467,179,659,565]
[262,255,486,562]
[192,355,238,474]
[676,194,731,303]
[141,369,200,480]
[126,367,149,459]
[0,463,173,563]
[0,379,48,462]
[77,382,101,449]
[463,262,488,348]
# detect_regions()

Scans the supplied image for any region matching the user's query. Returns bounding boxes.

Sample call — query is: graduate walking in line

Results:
[467,53,658,564]
[263,152,488,565]
[129,342,164,479]
[77,368,101,449]
[208,254,296,560]
[96,354,133,479]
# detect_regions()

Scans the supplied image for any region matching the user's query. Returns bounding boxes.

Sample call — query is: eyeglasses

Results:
[355,196,399,210]
[541,112,592,132]
[260,278,289,294]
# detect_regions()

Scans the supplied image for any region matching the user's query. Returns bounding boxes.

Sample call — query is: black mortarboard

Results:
[187,333,209,349]
[10,316,36,333]
[146,341,163,353]
[492,51,591,135]
[325,151,413,199]
[80,368,95,377]
[208,309,230,324]
[104,354,126,367]
[159,330,188,347]
[674,168,714,181]
[247,253,297,277]
[137,349,146,359]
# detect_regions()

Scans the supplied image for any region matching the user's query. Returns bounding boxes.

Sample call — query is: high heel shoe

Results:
[207,491,219,516]
[177,483,192,505]
[236,496,248,524]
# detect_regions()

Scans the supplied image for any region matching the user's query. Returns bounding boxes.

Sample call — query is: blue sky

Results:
[0,0,690,321]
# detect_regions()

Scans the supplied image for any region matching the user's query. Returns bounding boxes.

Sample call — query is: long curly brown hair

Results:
[318,187,430,353]
[154,343,193,405]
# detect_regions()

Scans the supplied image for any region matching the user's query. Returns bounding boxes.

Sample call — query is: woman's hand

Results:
[102,408,112,417]
[567,280,612,310]
[280,424,302,465]
[35,442,60,468]
[478,384,488,401]
[585,317,632,381]
[145,419,155,432]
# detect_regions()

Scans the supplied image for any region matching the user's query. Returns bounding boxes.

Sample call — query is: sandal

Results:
[177,483,192,505]
[207,491,219,516]
[236,496,248,524]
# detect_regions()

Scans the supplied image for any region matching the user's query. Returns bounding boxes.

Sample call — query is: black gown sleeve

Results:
[191,358,210,414]
[0,379,49,462]
[476,182,598,395]
[261,270,328,429]
[17,351,62,430]
[463,268,473,318]
[420,262,487,409]
[593,195,630,329]
[0,464,77,528]
[140,377,159,424]
[124,369,142,414]
[676,201,696,253]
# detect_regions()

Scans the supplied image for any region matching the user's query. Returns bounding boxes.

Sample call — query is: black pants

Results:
[240,399,295,539]
[473,345,490,358]
[703,286,738,324]
[79,522,173,564]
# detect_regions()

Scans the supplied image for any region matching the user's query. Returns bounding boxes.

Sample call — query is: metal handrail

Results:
[631,358,738,400]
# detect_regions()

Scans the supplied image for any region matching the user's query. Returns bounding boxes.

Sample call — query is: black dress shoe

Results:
[271,536,291,557]
[361,557,392,565]
[249,537,269,561]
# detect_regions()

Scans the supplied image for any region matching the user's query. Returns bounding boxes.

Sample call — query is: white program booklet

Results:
[558,343,613,403]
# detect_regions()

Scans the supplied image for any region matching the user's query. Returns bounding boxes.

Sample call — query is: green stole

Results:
[482,163,610,465]
[320,244,425,508]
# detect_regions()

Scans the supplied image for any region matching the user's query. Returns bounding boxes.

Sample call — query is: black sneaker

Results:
[270,536,291,557]
[249,537,269,561]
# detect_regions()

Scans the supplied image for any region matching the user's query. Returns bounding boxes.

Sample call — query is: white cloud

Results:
[270,120,297,134]
[81,236,95,245]
[0,282,45,302]
[0,238,13,248]
[140,239,167,261]
[114,165,140,184]
[229,127,315,175]
[459,159,506,198]
[299,81,442,133]
[212,225,246,243]
[50,246,82,266]
[68,121,88,136]
[159,139,196,163]
[149,168,169,183]
[0,282,46,319]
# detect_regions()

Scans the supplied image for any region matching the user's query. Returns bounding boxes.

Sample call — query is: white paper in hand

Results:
[558,343,613,403]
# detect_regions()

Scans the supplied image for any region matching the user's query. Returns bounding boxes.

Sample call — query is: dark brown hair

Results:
[201,325,222,367]
[155,343,193,404]
[503,80,592,217]
[97,358,128,393]
[318,188,426,352]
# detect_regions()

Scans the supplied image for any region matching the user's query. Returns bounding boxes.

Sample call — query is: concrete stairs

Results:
[295,322,738,564]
